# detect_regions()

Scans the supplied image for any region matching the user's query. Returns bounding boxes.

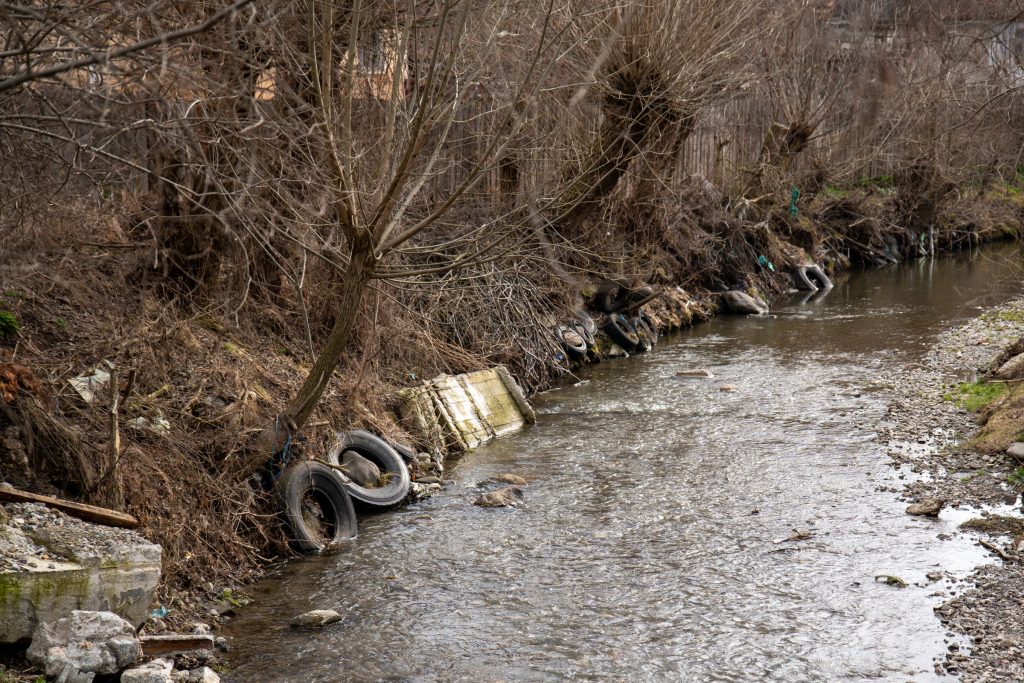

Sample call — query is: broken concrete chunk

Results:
[139,634,215,657]
[906,498,945,517]
[188,667,221,683]
[120,657,174,683]
[1,503,159,644]
[27,610,142,677]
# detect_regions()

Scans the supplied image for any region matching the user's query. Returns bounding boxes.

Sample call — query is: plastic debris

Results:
[68,365,112,403]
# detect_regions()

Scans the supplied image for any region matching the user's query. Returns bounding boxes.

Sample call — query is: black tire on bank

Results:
[624,286,657,312]
[328,430,411,508]
[631,317,653,353]
[639,311,659,345]
[277,461,358,554]
[602,313,639,352]
[387,440,418,463]
[594,278,630,313]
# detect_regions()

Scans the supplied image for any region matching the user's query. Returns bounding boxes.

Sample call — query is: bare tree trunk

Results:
[285,240,376,428]
[243,238,376,478]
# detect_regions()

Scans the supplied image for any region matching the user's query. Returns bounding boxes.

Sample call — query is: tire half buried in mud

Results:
[277,461,358,554]
[328,430,411,508]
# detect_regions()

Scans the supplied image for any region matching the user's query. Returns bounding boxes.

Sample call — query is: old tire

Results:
[806,264,833,290]
[328,430,411,508]
[594,278,630,313]
[556,324,588,359]
[602,313,639,352]
[574,309,598,336]
[624,286,657,312]
[569,319,595,348]
[794,265,833,291]
[630,317,653,353]
[639,311,659,345]
[277,461,358,554]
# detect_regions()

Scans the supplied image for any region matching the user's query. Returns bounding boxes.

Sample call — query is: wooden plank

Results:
[140,634,216,656]
[0,484,138,528]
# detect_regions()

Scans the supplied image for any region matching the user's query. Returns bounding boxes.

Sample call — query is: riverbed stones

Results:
[886,295,1024,680]
[120,657,174,683]
[474,486,525,508]
[1007,442,1024,463]
[290,609,342,628]
[720,290,768,315]
[906,498,945,517]
[339,451,381,487]
[186,666,220,683]
[479,473,528,486]
[27,610,142,677]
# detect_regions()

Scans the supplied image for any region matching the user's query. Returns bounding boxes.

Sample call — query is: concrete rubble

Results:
[0,501,161,643]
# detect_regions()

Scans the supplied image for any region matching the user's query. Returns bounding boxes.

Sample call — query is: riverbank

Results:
[883,295,1024,680]
[1,186,1022,614]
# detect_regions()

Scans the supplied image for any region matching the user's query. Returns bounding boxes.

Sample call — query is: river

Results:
[224,245,1024,682]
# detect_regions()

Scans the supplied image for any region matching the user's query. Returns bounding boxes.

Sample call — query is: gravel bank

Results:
[880,296,1024,681]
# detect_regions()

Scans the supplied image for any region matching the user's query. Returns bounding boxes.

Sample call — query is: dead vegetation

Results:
[1,0,1023,596]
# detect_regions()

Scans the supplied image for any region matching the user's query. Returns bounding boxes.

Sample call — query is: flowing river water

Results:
[224,245,1024,683]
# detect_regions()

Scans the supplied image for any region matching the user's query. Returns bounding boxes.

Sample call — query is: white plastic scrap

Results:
[67,365,112,403]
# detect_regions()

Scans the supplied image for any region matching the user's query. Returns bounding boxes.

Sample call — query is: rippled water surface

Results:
[225,246,1024,682]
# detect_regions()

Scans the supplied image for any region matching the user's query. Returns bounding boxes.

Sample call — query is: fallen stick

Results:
[312,458,353,483]
[0,484,138,528]
[978,538,1020,563]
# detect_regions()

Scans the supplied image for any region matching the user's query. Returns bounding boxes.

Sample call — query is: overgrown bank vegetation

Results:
[1,0,1024,593]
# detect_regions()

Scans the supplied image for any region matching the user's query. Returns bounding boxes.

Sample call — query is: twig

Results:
[979,539,1020,563]
[312,458,353,483]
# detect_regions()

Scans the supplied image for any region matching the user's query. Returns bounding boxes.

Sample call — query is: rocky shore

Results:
[881,296,1024,681]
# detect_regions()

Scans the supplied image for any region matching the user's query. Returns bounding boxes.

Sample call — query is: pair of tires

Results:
[602,312,659,354]
[277,430,411,553]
